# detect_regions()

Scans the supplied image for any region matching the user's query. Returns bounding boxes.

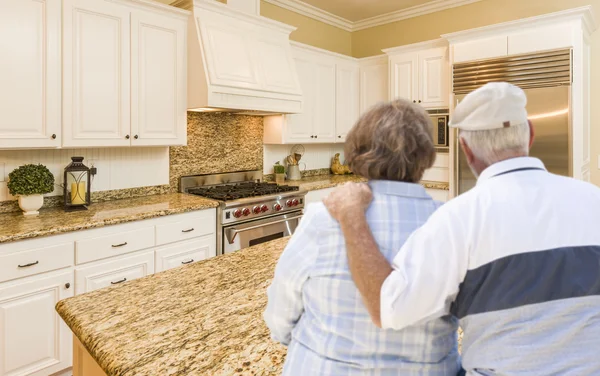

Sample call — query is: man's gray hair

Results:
[459,122,530,165]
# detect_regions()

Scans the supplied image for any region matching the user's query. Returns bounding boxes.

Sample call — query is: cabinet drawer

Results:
[75,251,154,294]
[155,211,215,246]
[76,226,154,264]
[0,243,73,283]
[155,236,216,273]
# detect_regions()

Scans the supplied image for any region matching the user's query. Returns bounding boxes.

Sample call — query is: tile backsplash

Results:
[169,112,264,190]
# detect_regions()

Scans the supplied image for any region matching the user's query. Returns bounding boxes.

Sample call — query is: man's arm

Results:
[263,205,320,345]
[324,183,468,330]
[323,183,391,327]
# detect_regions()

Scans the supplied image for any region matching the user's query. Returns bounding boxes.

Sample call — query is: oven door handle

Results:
[225,213,304,244]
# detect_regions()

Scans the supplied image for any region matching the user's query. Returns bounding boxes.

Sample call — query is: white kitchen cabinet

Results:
[62,0,188,148]
[75,250,154,295]
[263,44,337,144]
[305,187,335,205]
[0,270,73,376]
[425,188,450,202]
[359,56,388,115]
[389,53,418,105]
[155,236,216,272]
[0,0,61,149]
[62,0,132,148]
[385,39,449,109]
[335,62,360,142]
[131,9,187,146]
[451,35,508,63]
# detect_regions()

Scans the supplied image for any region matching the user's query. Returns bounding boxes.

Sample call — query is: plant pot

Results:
[275,173,285,184]
[18,194,44,216]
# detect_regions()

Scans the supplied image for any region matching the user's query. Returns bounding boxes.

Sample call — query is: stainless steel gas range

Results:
[180,170,307,254]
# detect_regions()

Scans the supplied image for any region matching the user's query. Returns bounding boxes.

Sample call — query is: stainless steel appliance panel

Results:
[455,86,570,194]
[222,211,303,254]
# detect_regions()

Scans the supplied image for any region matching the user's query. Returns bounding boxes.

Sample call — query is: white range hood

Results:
[183,0,303,114]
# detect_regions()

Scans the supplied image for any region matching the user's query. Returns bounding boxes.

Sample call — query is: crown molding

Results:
[352,0,483,31]
[442,5,597,43]
[263,0,353,31]
[263,0,484,32]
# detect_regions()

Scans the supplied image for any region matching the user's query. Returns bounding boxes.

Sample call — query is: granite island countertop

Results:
[0,193,218,244]
[56,237,290,376]
[285,174,450,192]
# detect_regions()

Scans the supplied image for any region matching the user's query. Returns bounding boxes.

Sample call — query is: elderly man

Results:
[324,82,600,375]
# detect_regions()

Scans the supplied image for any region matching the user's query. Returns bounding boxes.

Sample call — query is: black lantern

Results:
[64,157,91,211]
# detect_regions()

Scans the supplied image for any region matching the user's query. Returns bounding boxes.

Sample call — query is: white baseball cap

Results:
[449,82,529,131]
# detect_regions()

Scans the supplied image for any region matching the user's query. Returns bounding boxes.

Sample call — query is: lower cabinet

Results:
[155,236,216,273]
[305,187,335,205]
[426,188,450,202]
[0,270,73,376]
[74,251,154,295]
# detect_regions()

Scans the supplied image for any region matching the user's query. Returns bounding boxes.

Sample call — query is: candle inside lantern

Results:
[71,182,86,205]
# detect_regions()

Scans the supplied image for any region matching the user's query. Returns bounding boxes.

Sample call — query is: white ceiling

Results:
[300,0,438,21]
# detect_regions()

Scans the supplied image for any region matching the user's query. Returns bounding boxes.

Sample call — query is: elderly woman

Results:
[263,99,460,375]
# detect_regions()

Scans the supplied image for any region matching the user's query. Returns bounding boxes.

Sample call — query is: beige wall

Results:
[351,0,600,186]
[260,1,352,55]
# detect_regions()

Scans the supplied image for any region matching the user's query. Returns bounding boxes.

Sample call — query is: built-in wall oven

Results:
[429,109,450,148]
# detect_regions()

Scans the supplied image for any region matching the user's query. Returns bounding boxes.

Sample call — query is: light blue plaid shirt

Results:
[264,180,460,376]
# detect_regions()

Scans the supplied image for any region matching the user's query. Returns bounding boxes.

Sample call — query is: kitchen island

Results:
[56,237,290,376]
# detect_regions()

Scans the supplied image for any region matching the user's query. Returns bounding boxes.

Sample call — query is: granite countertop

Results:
[285,174,450,191]
[56,237,290,376]
[0,193,218,244]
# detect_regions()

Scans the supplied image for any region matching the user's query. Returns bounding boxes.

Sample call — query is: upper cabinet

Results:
[0,0,61,149]
[63,0,188,148]
[335,61,360,142]
[62,0,132,148]
[385,39,449,109]
[264,43,358,144]
[0,0,189,150]
[359,56,389,115]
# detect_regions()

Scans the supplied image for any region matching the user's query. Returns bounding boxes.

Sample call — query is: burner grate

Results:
[187,182,299,201]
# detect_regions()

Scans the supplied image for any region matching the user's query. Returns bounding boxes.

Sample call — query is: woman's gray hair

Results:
[459,122,530,165]
[344,99,436,183]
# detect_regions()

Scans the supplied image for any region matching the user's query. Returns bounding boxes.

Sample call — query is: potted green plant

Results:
[7,164,55,216]
[274,162,285,184]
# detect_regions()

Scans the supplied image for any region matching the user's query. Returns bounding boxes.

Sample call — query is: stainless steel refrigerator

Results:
[453,50,572,195]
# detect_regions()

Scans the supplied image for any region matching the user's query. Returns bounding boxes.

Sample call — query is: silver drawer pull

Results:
[181,259,194,265]
[181,228,195,233]
[111,242,128,248]
[18,261,39,268]
[111,278,127,285]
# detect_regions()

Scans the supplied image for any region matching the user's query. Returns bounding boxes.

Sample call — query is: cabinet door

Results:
[131,11,187,146]
[155,236,216,273]
[63,0,131,147]
[359,62,388,115]
[389,53,418,103]
[313,61,336,142]
[285,56,315,143]
[419,47,449,108]
[335,62,360,143]
[0,271,73,376]
[75,251,154,295]
[0,0,61,149]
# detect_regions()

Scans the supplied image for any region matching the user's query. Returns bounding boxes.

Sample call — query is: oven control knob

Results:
[233,209,243,218]
[242,208,251,216]
[252,206,261,214]
[286,199,293,207]
[261,204,269,213]
[273,203,282,212]
[292,199,299,207]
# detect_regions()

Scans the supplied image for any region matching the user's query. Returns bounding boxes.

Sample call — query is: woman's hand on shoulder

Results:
[323,183,373,225]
